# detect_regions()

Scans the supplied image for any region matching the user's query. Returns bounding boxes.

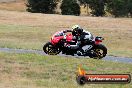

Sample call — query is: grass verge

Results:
[0,24,132,57]
[0,52,132,88]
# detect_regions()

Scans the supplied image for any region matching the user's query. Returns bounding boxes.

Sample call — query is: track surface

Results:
[0,48,132,64]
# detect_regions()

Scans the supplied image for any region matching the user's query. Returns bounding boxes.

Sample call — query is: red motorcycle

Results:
[43,31,107,59]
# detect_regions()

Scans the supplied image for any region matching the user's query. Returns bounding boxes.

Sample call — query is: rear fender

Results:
[95,40,102,45]
[95,36,104,45]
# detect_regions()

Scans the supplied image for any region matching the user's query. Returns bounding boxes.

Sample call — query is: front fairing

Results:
[50,31,64,45]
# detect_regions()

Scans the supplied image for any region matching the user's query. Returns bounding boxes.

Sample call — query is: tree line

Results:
[26,0,132,17]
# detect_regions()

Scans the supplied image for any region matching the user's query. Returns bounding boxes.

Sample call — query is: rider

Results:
[63,25,94,55]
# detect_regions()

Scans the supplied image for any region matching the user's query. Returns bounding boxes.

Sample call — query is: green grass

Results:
[0,24,52,50]
[0,9,131,88]
[0,52,132,88]
[0,24,132,57]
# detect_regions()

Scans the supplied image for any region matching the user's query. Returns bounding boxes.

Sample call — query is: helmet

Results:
[72,25,83,36]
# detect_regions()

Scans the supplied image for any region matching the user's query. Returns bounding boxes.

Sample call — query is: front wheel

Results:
[91,44,107,59]
[43,42,60,55]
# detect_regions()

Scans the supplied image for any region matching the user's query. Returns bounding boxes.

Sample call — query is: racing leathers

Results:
[61,29,94,55]
[63,29,93,50]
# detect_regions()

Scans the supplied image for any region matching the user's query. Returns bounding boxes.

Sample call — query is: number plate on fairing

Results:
[82,45,93,51]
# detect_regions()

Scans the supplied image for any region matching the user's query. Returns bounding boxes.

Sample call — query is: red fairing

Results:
[95,40,102,45]
[66,34,73,42]
[50,31,64,45]
[50,31,73,45]
[51,36,64,45]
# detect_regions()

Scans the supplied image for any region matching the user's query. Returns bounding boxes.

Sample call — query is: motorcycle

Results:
[43,31,107,59]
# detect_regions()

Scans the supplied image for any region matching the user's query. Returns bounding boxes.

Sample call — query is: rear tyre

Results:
[91,44,107,59]
[43,42,60,55]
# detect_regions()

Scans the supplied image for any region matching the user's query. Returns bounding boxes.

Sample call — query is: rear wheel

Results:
[92,44,107,59]
[43,42,60,55]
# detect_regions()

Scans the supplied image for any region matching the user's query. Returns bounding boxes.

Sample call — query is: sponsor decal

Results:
[76,65,131,85]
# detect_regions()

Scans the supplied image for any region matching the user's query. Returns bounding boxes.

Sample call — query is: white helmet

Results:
[72,25,83,36]
[72,25,81,30]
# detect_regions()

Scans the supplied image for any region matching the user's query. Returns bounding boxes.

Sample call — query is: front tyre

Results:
[92,44,107,59]
[43,42,60,55]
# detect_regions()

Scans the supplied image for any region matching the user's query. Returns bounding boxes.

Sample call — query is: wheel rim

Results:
[46,44,59,55]
[94,49,104,59]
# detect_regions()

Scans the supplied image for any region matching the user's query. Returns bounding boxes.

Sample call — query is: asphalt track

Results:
[0,48,132,64]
